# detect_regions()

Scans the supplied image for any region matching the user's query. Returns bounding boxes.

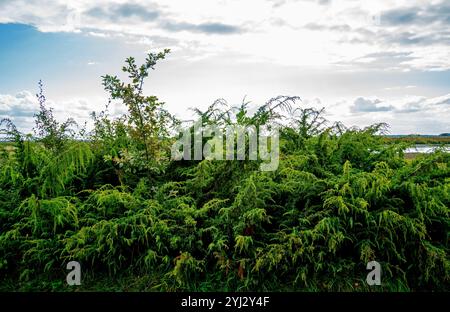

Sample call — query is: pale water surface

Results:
[404,145,450,153]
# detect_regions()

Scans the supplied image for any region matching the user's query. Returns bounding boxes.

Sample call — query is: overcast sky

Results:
[0,0,449,134]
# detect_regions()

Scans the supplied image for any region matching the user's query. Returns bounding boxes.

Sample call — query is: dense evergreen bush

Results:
[0,50,448,291]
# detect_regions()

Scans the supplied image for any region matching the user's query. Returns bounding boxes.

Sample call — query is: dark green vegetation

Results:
[384,136,450,145]
[0,50,449,291]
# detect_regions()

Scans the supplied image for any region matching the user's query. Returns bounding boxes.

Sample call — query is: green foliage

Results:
[0,50,448,292]
[34,80,77,152]
[100,49,178,178]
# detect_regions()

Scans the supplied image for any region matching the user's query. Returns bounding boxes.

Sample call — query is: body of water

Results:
[404,145,450,153]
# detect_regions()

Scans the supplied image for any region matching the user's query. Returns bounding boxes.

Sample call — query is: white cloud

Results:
[0,0,449,135]
[0,91,108,133]
[0,91,38,133]
[0,0,449,70]
[1,90,448,135]
[384,85,416,91]
[0,91,38,116]
[351,97,393,113]
[326,93,450,134]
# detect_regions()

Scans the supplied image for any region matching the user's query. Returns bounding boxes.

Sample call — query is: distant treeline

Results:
[383,135,450,145]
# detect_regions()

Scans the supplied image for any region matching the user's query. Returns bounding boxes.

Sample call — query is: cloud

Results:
[381,3,450,26]
[86,3,160,22]
[384,85,416,91]
[0,91,38,117]
[428,94,450,106]
[0,90,109,133]
[382,30,450,46]
[382,7,420,25]
[1,89,448,135]
[326,93,450,134]
[303,22,351,32]
[393,94,450,113]
[345,51,416,70]
[0,91,39,132]
[269,0,332,7]
[396,98,425,113]
[349,94,450,115]
[351,97,394,113]
[85,2,242,35]
[365,3,450,64]
[1,0,450,70]
[161,21,242,35]
[110,3,159,20]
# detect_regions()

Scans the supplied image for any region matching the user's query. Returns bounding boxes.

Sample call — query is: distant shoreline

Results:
[383,135,450,145]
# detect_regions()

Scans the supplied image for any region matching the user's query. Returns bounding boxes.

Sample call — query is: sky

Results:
[0,0,449,134]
